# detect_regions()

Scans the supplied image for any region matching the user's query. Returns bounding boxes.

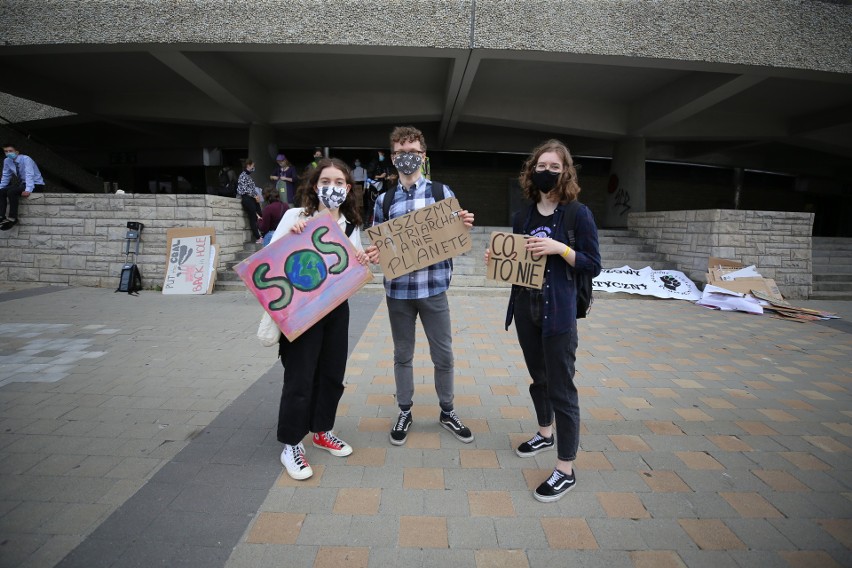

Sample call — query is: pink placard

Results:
[233,210,373,341]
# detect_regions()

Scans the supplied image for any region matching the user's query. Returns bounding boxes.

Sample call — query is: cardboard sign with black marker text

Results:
[486,232,546,289]
[365,197,472,280]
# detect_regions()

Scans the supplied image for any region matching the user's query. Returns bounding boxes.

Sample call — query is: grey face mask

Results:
[392,152,423,176]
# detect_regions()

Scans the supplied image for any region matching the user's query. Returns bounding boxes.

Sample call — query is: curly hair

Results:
[390,125,427,152]
[297,157,363,227]
[519,139,581,204]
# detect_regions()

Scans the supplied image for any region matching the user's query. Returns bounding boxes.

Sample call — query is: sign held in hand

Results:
[233,210,372,341]
[365,197,472,279]
[486,232,545,289]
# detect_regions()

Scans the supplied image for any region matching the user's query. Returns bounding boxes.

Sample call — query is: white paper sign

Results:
[593,266,701,301]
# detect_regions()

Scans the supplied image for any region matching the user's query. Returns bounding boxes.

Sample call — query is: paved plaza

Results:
[0,285,850,568]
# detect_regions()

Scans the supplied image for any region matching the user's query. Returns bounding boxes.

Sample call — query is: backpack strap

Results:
[345,221,355,237]
[381,180,446,221]
[561,200,583,282]
[431,181,445,201]
[381,185,395,220]
[562,200,582,248]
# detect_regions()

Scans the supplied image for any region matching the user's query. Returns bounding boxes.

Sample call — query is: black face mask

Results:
[532,170,560,193]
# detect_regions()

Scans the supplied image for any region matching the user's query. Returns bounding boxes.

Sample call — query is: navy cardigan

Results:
[504,201,601,337]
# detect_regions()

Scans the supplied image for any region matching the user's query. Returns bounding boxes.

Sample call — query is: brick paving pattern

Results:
[0,287,849,567]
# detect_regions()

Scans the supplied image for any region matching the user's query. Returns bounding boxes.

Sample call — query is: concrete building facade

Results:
[0,0,850,230]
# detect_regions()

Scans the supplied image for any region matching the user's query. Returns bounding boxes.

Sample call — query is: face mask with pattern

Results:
[317,185,347,209]
[392,152,423,176]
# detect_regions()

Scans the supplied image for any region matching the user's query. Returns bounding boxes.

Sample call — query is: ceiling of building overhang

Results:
[1,44,850,181]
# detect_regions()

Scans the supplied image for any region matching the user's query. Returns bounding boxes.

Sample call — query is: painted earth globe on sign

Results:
[284,249,328,291]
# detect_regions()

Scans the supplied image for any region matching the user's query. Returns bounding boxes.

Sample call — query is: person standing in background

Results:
[237,159,263,243]
[351,158,367,221]
[270,154,296,205]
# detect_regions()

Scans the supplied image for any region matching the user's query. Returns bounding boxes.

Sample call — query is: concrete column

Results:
[604,137,646,228]
[733,167,744,210]
[248,123,277,192]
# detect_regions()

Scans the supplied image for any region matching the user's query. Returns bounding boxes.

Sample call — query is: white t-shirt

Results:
[270,207,363,251]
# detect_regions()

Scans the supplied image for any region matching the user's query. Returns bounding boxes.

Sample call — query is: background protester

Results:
[237,159,263,243]
[258,185,288,246]
[270,153,296,205]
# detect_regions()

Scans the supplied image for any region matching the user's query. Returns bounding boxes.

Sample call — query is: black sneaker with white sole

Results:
[439,410,474,443]
[389,410,413,446]
[516,432,555,457]
[534,468,576,502]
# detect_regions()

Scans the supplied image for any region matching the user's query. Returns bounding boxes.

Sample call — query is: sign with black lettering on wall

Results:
[365,197,472,280]
[486,232,545,289]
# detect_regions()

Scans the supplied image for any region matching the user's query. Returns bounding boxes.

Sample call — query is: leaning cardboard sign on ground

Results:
[233,210,372,341]
[706,256,782,300]
[163,227,218,295]
[364,197,472,279]
[486,232,545,289]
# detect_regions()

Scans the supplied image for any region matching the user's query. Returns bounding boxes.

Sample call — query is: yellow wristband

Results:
[561,245,572,258]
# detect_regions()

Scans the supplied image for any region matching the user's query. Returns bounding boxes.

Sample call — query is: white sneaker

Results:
[280,442,313,480]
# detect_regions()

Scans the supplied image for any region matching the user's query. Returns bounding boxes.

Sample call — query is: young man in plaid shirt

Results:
[365,126,476,446]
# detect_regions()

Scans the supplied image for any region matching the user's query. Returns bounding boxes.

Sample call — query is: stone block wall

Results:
[628,209,814,299]
[0,193,253,289]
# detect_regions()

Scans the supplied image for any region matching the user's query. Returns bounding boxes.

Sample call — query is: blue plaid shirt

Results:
[372,176,455,299]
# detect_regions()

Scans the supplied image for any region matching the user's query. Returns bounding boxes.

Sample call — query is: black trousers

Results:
[513,289,581,462]
[0,183,42,219]
[241,194,262,239]
[276,301,349,445]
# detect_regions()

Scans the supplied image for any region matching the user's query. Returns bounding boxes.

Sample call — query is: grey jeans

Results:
[386,292,455,412]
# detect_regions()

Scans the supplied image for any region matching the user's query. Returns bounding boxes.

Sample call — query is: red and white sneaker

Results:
[280,442,313,480]
[312,430,353,457]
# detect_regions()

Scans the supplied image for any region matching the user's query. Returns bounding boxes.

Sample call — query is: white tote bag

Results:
[257,312,281,347]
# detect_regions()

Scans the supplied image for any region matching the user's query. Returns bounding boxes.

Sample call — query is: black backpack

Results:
[217,168,237,197]
[562,200,594,318]
[116,262,142,295]
[382,181,446,220]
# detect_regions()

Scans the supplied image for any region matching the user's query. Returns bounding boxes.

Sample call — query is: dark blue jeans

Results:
[513,289,580,461]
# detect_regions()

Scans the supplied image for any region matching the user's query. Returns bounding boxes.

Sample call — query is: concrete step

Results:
[809,291,852,300]
[813,237,852,251]
[813,282,852,292]
[814,263,852,274]
[813,273,852,282]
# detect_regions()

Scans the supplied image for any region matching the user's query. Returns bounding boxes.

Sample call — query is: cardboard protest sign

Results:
[233,210,372,341]
[486,232,545,289]
[364,197,471,280]
[163,228,217,294]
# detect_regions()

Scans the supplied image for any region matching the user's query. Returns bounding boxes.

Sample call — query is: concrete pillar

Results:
[733,167,744,210]
[604,137,646,228]
[248,123,277,192]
